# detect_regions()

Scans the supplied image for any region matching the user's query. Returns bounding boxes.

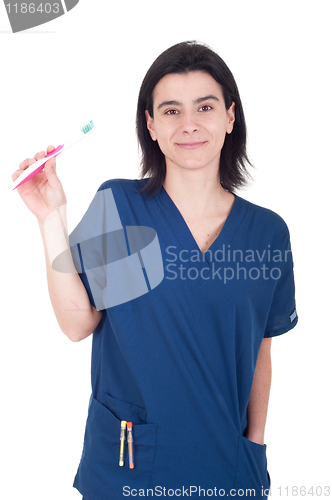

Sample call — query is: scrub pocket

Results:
[74,393,158,499]
[233,435,270,497]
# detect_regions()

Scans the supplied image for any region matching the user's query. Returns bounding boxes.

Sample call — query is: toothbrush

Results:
[12,120,96,191]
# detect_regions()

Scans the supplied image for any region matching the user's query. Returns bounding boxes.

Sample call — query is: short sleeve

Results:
[67,180,164,311]
[264,234,298,337]
[68,184,124,311]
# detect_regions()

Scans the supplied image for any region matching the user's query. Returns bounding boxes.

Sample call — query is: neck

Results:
[163,165,232,217]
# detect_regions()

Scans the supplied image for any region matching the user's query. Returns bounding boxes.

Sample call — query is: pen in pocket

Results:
[127,422,134,469]
[119,420,127,466]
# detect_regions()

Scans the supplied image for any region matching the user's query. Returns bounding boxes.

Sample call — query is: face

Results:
[145,71,235,175]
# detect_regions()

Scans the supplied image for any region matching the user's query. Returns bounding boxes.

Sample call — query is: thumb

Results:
[44,157,62,188]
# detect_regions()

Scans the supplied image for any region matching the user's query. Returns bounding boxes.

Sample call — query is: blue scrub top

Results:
[68,178,298,500]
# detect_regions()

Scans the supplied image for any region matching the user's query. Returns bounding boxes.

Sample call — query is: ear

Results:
[226,102,236,134]
[145,110,157,141]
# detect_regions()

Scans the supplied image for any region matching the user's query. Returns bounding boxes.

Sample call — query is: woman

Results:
[13,41,298,499]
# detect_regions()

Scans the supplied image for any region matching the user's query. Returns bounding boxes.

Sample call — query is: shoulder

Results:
[237,195,290,238]
[97,178,148,194]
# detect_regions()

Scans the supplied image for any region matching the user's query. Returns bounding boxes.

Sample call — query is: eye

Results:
[165,109,179,115]
[199,105,212,112]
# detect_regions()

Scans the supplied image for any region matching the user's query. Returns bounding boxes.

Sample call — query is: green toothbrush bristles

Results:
[81,121,94,134]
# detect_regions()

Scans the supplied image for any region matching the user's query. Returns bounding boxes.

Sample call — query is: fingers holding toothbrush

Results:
[12,145,55,182]
[13,145,67,222]
[13,145,55,178]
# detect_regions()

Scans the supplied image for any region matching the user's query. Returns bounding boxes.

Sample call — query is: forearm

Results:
[245,337,272,445]
[38,207,102,341]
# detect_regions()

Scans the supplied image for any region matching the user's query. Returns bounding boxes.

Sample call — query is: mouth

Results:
[176,141,207,150]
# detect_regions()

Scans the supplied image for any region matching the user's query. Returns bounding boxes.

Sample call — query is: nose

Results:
[180,111,199,134]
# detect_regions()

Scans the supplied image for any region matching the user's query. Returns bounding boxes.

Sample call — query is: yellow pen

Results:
[119,420,127,466]
[127,422,134,469]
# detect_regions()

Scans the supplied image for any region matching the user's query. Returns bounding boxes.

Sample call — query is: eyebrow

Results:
[157,95,220,110]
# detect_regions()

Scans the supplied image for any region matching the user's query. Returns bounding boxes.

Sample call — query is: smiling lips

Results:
[176,141,207,149]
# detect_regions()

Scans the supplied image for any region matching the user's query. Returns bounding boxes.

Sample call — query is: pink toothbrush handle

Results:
[13,144,64,190]
[43,144,64,158]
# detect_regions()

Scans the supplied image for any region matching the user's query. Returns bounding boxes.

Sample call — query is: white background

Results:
[1,1,331,498]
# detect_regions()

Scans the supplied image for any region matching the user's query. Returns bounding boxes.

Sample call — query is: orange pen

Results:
[127,422,134,469]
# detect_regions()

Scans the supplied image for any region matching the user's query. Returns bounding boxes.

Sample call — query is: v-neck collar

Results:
[156,184,248,281]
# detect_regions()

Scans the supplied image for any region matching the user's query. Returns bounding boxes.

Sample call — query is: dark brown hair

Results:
[136,41,253,198]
